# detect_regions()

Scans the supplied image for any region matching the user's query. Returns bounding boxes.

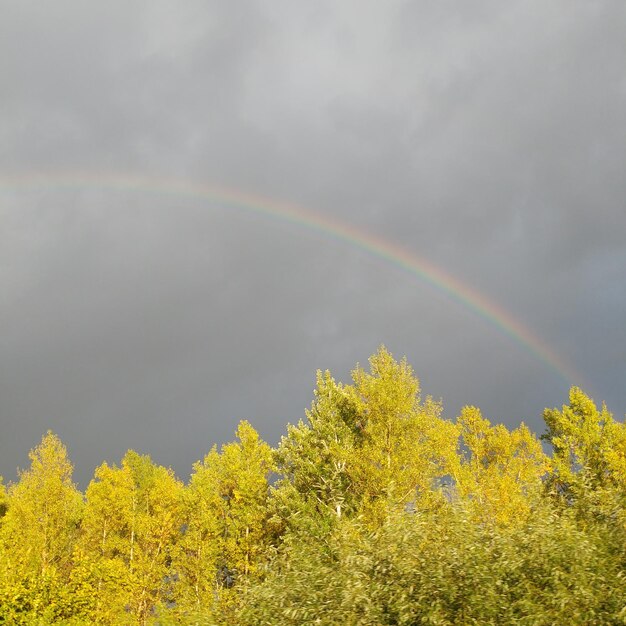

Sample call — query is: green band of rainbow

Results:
[1,172,583,387]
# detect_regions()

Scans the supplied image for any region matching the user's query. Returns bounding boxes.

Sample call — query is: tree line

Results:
[1,347,625,624]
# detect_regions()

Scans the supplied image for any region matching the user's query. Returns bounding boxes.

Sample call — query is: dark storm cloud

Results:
[1,0,625,486]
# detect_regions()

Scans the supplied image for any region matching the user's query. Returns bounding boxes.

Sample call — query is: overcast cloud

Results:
[1,0,625,486]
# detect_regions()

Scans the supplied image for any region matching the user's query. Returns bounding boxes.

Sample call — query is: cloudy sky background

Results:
[1,1,625,487]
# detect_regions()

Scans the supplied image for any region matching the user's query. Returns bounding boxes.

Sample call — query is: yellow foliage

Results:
[454,406,548,526]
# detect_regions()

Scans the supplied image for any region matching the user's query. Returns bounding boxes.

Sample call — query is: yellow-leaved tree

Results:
[0,432,86,623]
[170,421,273,622]
[346,348,458,523]
[543,386,626,521]
[453,406,548,526]
[79,450,183,624]
[273,347,459,531]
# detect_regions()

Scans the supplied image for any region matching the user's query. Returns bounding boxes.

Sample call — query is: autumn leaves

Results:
[1,347,625,624]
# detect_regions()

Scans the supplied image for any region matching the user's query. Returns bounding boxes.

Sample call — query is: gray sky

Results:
[1,1,625,487]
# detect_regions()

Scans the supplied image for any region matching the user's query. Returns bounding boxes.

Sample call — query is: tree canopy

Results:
[1,347,624,624]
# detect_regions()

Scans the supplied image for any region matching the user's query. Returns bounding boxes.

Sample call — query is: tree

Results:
[272,369,360,537]
[80,450,183,624]
[0,432,83,577]
[454,406,548,526]
[273,347,458,532]
[346,348,458,522]
[239,500,626,626]
[170,421,273,622]
[543,386,626,496]
[0,432,85,623]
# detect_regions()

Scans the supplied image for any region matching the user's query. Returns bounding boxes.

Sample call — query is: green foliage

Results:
[1,350,625,624]
[240,501,626,625]
[272,369,360,537]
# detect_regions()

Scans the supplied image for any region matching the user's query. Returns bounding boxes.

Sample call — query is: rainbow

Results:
[1,172,583,387]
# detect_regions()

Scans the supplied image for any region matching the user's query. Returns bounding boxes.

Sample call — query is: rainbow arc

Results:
[0,172,583,387]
